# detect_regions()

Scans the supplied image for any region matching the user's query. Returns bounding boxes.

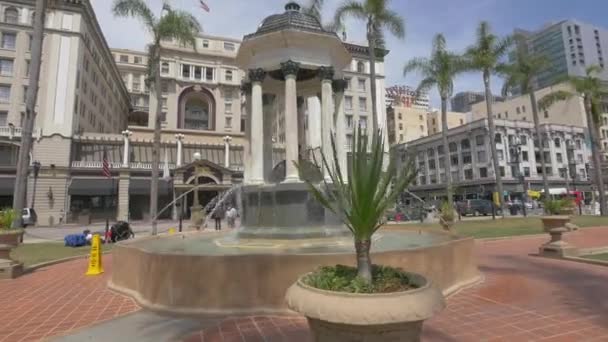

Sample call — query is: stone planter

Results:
[541,216,571,233]
[285,272,445,342]
[0,230,24,247]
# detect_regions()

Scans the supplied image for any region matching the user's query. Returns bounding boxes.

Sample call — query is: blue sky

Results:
[91,0,608,108]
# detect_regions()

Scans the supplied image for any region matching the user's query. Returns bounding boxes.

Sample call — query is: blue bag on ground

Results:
[64,234,87,247]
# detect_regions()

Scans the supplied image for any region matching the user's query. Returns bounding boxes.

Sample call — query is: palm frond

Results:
[333,1,367,31]
[157,8,201,48]
[538,90,574,111]
[112,0,156,30]
[376,9,405,39]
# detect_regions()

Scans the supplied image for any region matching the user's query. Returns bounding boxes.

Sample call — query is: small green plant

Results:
[304,265,416,294]
[440,202,455,222]
[0,209,16,229]
[544,199,575,215]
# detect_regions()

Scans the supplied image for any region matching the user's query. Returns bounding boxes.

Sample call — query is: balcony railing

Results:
[71,161,244,172]
[0,126,38,139]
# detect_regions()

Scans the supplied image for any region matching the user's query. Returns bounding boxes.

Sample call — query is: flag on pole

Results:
[102,150,111,179]
[199,0,210,12]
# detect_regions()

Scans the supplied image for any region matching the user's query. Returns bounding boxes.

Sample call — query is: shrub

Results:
[440,202,455,222]
[0,209,16,229]
[303,265,416,294]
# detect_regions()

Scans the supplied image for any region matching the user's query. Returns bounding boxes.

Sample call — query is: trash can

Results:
[509,206,519,216]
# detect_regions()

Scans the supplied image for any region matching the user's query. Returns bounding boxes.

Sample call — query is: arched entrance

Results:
[178,86,216,131]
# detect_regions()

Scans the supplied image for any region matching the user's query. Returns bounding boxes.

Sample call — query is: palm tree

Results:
[464,22,513,212]
[11,0,47,228]
[334,0,405,132]
[113,0,201,235]
[538,65,607,215]
[497,39,551,199]
[404,34,468,208]
[304,0,324,21]
[297,128,416,283]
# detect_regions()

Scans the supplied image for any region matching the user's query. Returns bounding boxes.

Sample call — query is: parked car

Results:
[21,208,37,227]
[456,200,501,217]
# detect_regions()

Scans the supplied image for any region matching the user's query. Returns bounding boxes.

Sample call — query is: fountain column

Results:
[175,133,185,167]
[241,83,252,183]
[121,130,132,168]
[333,79,348,177]
[281,60,301,183]
[248,69,266,184]
[223,135,232,168]
[319,67,334,181]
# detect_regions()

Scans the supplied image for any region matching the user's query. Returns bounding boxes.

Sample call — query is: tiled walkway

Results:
[184,228,608,342]
[0,257,139,342]
[2,227,608,342]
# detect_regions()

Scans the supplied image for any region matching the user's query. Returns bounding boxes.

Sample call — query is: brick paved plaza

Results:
[1,227,608,342]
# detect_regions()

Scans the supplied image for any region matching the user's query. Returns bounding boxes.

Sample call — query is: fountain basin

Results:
[109,229,480,315]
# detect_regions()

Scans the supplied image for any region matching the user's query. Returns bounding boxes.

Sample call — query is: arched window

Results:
[357,61,365,73]
[179,88,215,131]
[554,138,561,148]
[4,7,18,24]
[161,62,170,75]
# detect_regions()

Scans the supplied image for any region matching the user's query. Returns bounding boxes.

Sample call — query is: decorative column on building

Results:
[223,135,232,168]
[319,66,334,181]
[121,130,132,167]
[241,82,252,182]
[248,68,266,184]
[175,133,185,167]
[281,60,301,183]
[333,79,348,178]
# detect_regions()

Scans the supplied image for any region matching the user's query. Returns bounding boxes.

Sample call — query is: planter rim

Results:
[0,229,24,236]
[541,215,570,219]
[286,270,446,325]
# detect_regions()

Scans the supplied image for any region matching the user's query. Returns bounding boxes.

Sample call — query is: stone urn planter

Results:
[0,229,24,247]
[540,216,571,233]
[285,272,445,342]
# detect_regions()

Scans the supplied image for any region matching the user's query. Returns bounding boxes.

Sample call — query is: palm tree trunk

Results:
[441,97,453,207]
[355,239,372,283]
[11,0,47,228]
[484,71,504,212]
[584,96,607,215]
[150,45,162,235]
[367,22,379,133]
[530,91,551,199]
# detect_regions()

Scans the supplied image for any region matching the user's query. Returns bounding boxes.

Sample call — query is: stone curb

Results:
[23,250,112,274]
[562,256,608,267]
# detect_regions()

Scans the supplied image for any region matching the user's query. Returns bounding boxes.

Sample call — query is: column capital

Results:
[121,130,132,138]
[248,68,266,83]
[332,79,348,93]
[175,133,185,141]
[223,135,233,144]
[280,60,300,78]
[318,66,335,81]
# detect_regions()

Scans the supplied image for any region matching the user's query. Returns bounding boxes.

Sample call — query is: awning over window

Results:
[0,177,14,196]
[129,179,172,196]
[69,179,118,196]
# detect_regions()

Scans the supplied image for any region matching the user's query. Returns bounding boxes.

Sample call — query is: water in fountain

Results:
[202,184,243,228]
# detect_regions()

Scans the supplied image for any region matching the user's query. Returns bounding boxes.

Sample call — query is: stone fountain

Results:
[109,2,480,315]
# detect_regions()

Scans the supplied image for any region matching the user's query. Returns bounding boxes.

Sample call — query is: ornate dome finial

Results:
[285,2,301,12]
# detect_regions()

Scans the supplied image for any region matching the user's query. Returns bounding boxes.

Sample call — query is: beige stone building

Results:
[387,106,428,144]
[426,110,467,135]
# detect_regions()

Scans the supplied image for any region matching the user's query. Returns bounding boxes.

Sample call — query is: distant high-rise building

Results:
[450,92,504,113]
[511,20,608,94]
[386,85,430,110]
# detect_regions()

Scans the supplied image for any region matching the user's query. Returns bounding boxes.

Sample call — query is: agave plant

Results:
[296,127,416,284]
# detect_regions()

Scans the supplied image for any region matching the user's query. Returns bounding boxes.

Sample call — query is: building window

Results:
[356,61,365,73]
[225,117,232,128]
[476,135,485,146]
[202,40,209,48]
[161,98,168,108]
[449,142,457,152]
[161,62,169,75]
[522,151,529,161]
[0,58,13,76]
[4,7,18,24]
[206,68,214,81]
[577,154,583,163]
[461,139,471,150]
[544,110,549,118]
[224,42,235,51]
[495,133,502,143]
[225,70,233,82]
[0,84,10,102]
[359,97,367,111]
[225,101,232,113]
[516,107,521,114]
[1,32,16,49]
[522,105,526,113]
[345,96,353,110]
[479,167,488,178]
[182,64,190,78]
[194,66,202,79]
[556,153,563,163]
[360,117,368,129]
[161,81,168,94]
[0,110,6,126]
[463,152,472,164]
[499,167,505,177]
[22,86,27,103]
[420,125,424,132]
[358,78,366,91]
[119,55,129,63]
[497,150,504,161]
[345,115,353,128]
[464,169,473,180]
[134,56,143,64]
[554,138,561,148]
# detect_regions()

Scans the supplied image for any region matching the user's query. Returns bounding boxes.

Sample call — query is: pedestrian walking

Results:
[212,206,224,231]
[226,206,237,228]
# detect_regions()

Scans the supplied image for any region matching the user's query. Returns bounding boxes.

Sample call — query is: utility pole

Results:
[11,0,47,228]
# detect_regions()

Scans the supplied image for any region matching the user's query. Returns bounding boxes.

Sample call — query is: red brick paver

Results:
[183,227,608,342]
[0,256,139,342]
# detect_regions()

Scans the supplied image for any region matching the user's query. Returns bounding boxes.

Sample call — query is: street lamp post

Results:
[30,161,41,209]
[567,143,582,215]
